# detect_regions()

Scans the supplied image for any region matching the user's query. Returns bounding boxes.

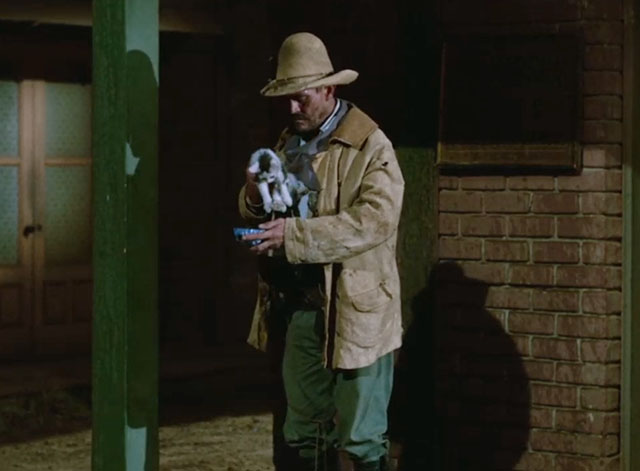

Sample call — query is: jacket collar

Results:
[329,105,378,149]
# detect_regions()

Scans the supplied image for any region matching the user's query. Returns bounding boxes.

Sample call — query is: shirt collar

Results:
[318,98,341,133]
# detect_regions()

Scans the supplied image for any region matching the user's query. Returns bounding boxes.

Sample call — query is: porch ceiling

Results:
[0,0,223,34]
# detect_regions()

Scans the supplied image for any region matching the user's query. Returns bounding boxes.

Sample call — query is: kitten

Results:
[248,148,294,213]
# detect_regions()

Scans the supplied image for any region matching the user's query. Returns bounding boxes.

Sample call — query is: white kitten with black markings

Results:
[248,148,294,213]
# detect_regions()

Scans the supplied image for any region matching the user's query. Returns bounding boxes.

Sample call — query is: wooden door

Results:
[0,80,34,356]
[0,80,92,358]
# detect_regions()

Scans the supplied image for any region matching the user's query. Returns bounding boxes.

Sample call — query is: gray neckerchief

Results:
[282,99,349,193]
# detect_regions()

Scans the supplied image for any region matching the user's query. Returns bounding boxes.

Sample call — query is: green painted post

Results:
[92,0,159,469]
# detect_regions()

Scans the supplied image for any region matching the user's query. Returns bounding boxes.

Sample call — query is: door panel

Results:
[35,81,92,354]
[44,166,92,266]
[0,80,92,357]
[0,80,33,357]
[45,83,92,158]
[0,167,19,265]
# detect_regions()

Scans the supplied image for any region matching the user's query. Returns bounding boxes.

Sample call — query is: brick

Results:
[460,215,506,236]
[439,238,482,260]
[460,262,507,284]
[461,355,530,379]
[582,290,622,314]
[437,284,487,306]
[508,216,555,238]
[584,45,623,71]
[582,145,622,168]
[439,191,482,213]
[582,0,623,20]
[576,434,619,457]
[532,337,579,361]
[556,266,622,288]
[580,387,619,411]
[605,169,623,190]
[557,216,622,240]
[530,430,576,453]
[532,289,580,312]
[439,214,459,235]
[581,193,622,216]
[556,455,621,471]
[523,360,556,381]
[485,240,529,261]
[556,410,610,434]
[556,363,620,386]
[583,71,623,95]
[583,121,623,143]
[509,312,555,335]
[531,383,577,407]
[530,407,554,428]
[557,315,621,339]
[531,193,578,214]
[513,451,555,470]
[583,22,623,45]
[438,283,488,306]
[446,331,529,356]
[439,176,458,190]
[533,241,580,264]
[487,309,507,328]
[459,176,505,190]
[582,241,622,265]
[604,413,621,434]
[584,96,622,120]
[442,0,580,23]
[557,169,614,192]
[512,335,531,356]
[581,340,622,363]
[484,192,530,213]
[486,287,531,309]
[507,176,555,191]
[509,265,554,286]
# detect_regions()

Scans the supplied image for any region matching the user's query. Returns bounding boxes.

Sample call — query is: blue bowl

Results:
[233,227,265,246]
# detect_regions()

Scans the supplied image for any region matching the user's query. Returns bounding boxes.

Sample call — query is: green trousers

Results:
[282,309,394,464]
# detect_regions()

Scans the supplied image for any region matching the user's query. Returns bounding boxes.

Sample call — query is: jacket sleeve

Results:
[284,138,404,264]
[238,185,270,223]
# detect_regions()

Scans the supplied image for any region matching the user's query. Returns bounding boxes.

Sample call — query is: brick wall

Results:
[436,1,623,469]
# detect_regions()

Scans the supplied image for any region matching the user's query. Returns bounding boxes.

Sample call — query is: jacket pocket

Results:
[336,269,394,347]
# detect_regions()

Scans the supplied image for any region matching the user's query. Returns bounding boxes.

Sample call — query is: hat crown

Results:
[276,32,334,80]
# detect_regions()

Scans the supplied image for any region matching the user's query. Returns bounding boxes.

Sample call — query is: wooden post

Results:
[92,0,159,469]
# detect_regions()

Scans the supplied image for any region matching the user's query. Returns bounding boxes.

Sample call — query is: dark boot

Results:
[352,460,380,471]
[352,454,391,471]
[289,448,340,471]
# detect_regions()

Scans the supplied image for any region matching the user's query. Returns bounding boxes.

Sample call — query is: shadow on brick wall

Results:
[392,261,530,470]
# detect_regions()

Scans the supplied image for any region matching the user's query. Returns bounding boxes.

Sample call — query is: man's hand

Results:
[243,218,286,254]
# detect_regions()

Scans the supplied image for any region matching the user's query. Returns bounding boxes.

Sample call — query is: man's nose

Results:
[289,100,300,114]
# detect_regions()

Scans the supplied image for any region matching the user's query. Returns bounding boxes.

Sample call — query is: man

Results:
[239,32,404,471]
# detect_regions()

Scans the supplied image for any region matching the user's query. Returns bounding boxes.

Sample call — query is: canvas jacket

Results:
[238,105,405,369]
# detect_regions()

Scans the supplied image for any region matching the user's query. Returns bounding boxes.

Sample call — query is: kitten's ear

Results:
[266,148,279,160]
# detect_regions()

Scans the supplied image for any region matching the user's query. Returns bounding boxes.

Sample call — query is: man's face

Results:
[285,87,335,133]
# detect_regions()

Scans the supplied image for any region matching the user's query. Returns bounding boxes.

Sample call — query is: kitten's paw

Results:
[263,201,273,213]
[272,200,287,213]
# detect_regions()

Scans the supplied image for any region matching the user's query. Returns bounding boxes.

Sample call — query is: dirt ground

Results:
[0,381,277,471]
[0,413,274,471]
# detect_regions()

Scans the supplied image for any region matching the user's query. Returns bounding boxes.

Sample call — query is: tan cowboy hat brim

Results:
[260,69,358,97]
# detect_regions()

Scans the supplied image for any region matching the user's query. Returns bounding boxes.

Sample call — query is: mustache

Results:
[291,114,307,120]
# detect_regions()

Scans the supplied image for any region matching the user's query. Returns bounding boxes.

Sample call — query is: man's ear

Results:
[325,85,336,99]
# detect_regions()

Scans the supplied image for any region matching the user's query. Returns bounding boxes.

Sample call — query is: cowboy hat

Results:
[260,32,358,97]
